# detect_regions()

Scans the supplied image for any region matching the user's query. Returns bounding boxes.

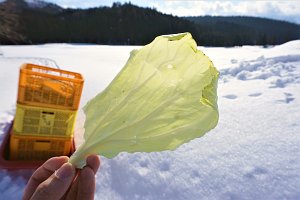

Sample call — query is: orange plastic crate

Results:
[14,104,77,137]
[0,122,76,170]
[9,132,73,161]
[17,63,84,110]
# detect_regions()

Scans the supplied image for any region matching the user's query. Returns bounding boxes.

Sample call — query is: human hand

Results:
[23,155,100,200]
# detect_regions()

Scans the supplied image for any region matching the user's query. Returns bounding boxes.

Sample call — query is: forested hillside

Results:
[186,16,300,46]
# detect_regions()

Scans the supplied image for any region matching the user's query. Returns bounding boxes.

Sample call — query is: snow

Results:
[0,41,300,200]
[25,0,54,8]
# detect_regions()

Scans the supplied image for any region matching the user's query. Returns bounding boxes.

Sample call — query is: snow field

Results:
[0,41,299,200]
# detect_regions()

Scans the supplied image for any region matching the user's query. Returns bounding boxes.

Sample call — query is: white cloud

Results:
[28,0,300,24]
[150,0,300,24]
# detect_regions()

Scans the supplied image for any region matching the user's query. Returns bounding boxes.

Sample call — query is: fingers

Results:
[23,156,69,200]
[24,155,100,200]
[65,172,80,200]
[30,162,76,200]
[65,155,100,200]
[77,166,96,200]
[77,155,100,200]
[86,155,100,174]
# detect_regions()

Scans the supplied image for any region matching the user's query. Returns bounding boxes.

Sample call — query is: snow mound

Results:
[270,40,300,52]
[220,54,300,88]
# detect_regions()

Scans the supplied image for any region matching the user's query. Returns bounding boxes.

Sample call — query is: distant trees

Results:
[16,2,201,45]
[0,0,300,46]
[0,0,25,44]
[187,16,300,46]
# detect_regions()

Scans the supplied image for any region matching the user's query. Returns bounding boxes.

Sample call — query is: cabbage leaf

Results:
[69,33,219,168]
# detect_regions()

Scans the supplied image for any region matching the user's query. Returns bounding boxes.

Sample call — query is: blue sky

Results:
[32,0,300,24]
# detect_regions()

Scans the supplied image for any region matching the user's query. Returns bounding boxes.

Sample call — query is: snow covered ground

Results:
[0,41,299,200]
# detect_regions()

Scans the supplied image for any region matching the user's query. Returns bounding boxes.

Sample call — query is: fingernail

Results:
[55,163,74,180]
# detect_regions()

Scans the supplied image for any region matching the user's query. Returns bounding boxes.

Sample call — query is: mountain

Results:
[0,0,300,46]
[0,0,25,44]
[26,0,57,8]
[186,16,300,46]
[2,0,199,45]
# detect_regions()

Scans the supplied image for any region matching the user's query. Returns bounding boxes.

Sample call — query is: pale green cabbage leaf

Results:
[69,33,219,168]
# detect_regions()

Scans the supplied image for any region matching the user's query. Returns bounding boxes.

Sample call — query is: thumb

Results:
[31,163,76,200]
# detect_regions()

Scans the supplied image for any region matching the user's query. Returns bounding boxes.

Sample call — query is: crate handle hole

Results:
[36,140,51,143]
[42,111,54,115]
